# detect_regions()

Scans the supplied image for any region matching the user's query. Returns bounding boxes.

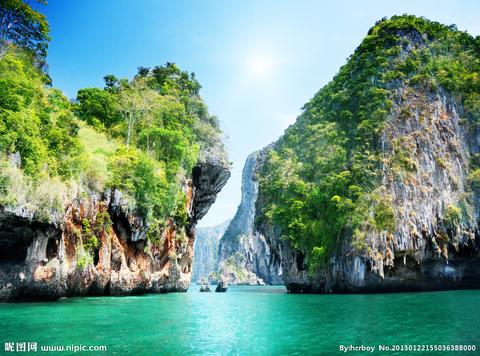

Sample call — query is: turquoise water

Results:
[1,286,479,355]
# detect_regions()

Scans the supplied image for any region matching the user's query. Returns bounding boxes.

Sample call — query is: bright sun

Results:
[247,53,274,79]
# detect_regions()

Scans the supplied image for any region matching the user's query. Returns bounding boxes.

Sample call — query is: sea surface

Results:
[1,286,479,355]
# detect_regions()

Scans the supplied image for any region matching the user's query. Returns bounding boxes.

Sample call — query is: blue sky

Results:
[43,0,479,227]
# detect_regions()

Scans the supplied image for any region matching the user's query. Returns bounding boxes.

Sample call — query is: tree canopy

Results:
[0,0,49,71]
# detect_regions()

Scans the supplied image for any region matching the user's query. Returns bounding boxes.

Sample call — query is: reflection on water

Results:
[1,286,479,354]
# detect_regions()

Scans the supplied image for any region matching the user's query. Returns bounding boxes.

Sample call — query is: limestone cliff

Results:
[217,152,282,285]
[0,46,231,301]
[254,16,480,292]
[192,220,230,282]
[0,158,229,300]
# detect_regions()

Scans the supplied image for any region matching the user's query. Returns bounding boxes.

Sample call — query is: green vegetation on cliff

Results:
[75,64,226,222]
[0,50,81,179]
[257,15,480,270]
[0,1,227,229]
[0,0,50,71]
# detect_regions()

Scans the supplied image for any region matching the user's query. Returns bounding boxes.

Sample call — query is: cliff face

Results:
[0,159,229,301]
[0,46,231,301]
[217,152,282,285]
[257,87,480,292]
[254,16,480,293]
[192,220,230,282]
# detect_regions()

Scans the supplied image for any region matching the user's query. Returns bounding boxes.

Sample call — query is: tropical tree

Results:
[0,0,49,69]
[75,87,118,129]
[116,78,160,149]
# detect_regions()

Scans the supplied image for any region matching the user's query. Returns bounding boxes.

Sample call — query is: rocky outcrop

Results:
[192,163,230,224]
[254,18,480,293]
[257,87,480,292]
[215,276,228,292]
[191,220,230,282]
[217,152,282,285]
[0,160,230,301]
[199,278,211,292]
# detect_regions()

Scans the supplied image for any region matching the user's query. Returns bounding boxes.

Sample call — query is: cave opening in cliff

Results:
[0,236,31,263]
[296,251,306,271]
[192,166,202,185]
[0,220,35,264]
[112,259,121,272]
[93,247,100,266]
[46,238,58,260]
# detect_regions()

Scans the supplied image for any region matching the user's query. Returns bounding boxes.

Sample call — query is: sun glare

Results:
[247,53,274,79]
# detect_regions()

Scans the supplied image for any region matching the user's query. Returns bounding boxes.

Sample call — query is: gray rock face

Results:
[255,84,480,293]
[192,220,230,281]
[217,152,282,285]
[0,159,230,301]
[192,163,230,224]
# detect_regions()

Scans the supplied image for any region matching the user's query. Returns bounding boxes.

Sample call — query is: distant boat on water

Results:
[215,277,228,293]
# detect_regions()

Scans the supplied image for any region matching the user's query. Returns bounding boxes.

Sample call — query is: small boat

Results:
[199,284,211,292]
[199,278,211,292]
[215,278,228,293]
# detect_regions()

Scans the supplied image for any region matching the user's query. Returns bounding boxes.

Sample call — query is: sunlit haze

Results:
[247,52,276,80]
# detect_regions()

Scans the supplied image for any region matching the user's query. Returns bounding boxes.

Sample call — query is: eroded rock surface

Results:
[255,77,480,293]
[0,160,229,300]
[217,152,282,285]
